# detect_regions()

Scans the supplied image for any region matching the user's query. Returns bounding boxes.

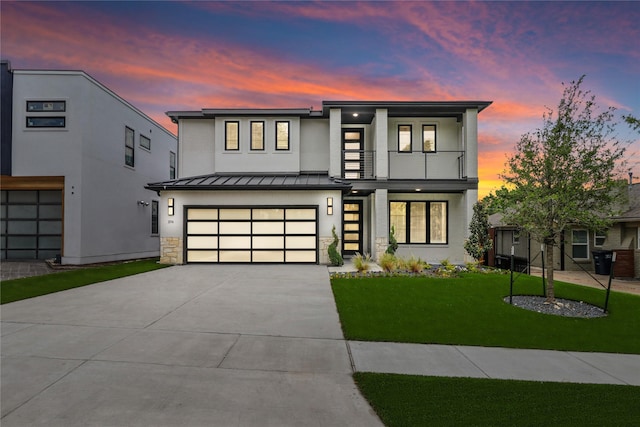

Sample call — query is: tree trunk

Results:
[546,243,555,302]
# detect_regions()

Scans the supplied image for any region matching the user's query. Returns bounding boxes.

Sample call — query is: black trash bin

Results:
[592,250,613,275]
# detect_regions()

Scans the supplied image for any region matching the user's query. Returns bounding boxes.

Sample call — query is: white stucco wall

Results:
[300,118,329,172]
[179,119,215,177]
[10,70,177,264]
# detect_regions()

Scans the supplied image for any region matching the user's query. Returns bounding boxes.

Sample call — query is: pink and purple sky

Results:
[2,1,638,197]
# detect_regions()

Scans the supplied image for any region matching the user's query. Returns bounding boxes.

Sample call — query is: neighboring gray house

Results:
[489,180,639,278]
[147,100,491,265]
[0,61,177,264]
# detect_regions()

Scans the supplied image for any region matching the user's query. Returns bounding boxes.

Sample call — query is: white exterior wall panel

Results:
[179,119,215,177]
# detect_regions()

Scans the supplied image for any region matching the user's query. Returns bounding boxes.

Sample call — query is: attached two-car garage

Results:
[185,206,318,263]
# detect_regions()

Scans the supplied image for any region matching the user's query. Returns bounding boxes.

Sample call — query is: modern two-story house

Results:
[1,60,177,264]
[147,100,491,265]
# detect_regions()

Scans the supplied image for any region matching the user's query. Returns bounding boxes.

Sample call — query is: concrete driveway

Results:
[1,265,382,427]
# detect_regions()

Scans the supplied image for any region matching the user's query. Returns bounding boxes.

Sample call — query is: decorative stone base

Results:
[374,237,388,261]
[319,237,333,265]
[160,237,183,264]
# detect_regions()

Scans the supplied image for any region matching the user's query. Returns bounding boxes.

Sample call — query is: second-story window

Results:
[225,121,239,150]
[276,121,289,150]
[140,135,151,151]
[125,126,135,167]
[169,151,176,179]
[398,125,412,152]
[251,121,264,150]
[422,125,436,152]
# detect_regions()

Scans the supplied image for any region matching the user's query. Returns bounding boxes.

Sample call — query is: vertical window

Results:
[594,231,606,247]
[125,127,135,167]
[512,230,521,245]
[398,125,412,152]
[571,229,589,259]
[422,125,436,152]
[390,202,407,244]
[637,228,640,250]
[251,121,264,150]
[390,201,447,244]
[276,121,289,150]
[429,202,447,243]
[225,121,239,150]
[151,201,159,234]
[169,151,176,179]
[140,135,151,150]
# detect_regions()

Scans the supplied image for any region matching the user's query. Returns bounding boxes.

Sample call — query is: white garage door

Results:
[185,206,318,263]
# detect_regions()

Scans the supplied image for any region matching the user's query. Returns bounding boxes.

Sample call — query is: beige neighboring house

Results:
[488,181,639,278]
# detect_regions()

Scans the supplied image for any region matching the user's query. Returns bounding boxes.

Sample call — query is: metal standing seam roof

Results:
[145,173,352,193]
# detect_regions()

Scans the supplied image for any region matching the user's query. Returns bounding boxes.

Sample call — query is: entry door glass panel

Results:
[342,201,363,255]
[343,129,364,180]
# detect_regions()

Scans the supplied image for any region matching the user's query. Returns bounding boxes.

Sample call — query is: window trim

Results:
[125,126,135,167]
[250,121,265,151]
[140,134,151,151]
[225,121,240,151]
[389,200,448,245]
[275,121,290,151]
[422,124,437,153]
[571,229,589,260]
[398,124,412,153]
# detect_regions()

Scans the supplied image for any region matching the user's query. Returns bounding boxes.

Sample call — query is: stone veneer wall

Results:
[374,237,388,262]
[319,237,333,265]
[160,237,183,264]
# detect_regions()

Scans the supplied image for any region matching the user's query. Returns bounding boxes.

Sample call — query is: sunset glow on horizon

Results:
[2,1,638,198]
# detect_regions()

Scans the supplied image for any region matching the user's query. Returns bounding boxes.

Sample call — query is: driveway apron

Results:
[1,265,382,427]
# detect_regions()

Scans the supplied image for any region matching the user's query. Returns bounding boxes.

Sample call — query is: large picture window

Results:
[225,121,239,150]
[276,121,290,150]
[398,125,412,152]
[125,127,135,167]
[390,201,448,244]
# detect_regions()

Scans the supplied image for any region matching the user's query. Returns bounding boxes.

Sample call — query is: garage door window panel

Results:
[286,251,316,262]
[253,222,284,235]
[188,236,217,249]
[219,236,251,249]
[286,222,316,234]
[252,208,284,220]
[187,222,218,235]
[253,236,284,249]
[219,251,251,262]
[188,209,218,220]
[286,209,315,220]
[253,251,285,262]
[188,251,218,262]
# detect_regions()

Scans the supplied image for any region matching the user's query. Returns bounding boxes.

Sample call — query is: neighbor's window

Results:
[637,227,640,250]
[512,230,521,245]
[276,121,289,150]
[140,135,151,150]
[125,127,135,167]
[225,121,239,150]
[571,229,589,259]
[26,117,65,128]
[26,101,66,112]
[422,125,436,152]
[594,231,606,247]
[169,151,176,179]
[390,201,448,244]
[151,201,159,234]
[251,121,264,150]
[398,125,412,152]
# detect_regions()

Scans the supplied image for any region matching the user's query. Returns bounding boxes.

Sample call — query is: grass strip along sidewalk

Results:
[331,273,640,354]
[1,259,168,304]
[332,273,640,426]
[355,373,640,427]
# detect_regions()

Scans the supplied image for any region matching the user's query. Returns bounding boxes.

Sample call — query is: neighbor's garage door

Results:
[186,206,318,263]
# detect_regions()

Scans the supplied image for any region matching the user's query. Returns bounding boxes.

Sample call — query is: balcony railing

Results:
[342,150,466,180]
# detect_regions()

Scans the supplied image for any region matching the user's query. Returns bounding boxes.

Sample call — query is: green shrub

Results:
[386,225,399,254]
[328,226,344,266]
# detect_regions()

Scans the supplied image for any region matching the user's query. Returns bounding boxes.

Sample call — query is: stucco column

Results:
[374,188,389,260]
[375,108,388,179]
[464,108,478,179]
[329,108,342,178]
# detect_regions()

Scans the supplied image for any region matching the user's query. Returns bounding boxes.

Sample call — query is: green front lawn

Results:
[331,273,640,354]
[355,373,640,427]
[1,259,169,304]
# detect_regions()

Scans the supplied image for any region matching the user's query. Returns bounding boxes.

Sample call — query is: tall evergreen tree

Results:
[464,201,493,262]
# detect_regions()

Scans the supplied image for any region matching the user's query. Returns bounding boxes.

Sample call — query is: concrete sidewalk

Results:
[348,341,640,385]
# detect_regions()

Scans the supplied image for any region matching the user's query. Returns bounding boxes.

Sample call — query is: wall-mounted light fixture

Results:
[167,198,174,216]
[327,197,333,215]
[137,200,149,206]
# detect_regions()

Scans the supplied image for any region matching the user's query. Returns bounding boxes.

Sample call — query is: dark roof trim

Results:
[167,108,317,123]
[322,100,492,113]
[146,173,352,193]
[349,178,479,193]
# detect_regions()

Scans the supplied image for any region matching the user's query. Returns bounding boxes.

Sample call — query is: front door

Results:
[342,200,363,256]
